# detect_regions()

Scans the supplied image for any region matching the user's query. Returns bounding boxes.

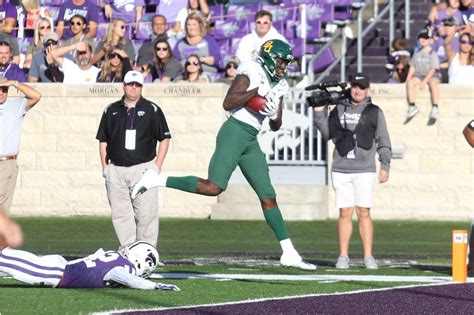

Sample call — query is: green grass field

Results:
[0,217,469,314]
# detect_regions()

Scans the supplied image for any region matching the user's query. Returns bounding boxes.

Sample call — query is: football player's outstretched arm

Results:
[104,267,180,291]
[223,75,258,111]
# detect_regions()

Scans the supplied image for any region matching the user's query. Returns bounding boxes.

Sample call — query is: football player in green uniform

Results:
[132,39,315,270]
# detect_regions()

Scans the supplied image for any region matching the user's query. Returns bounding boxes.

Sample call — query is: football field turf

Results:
[0,217,470,314]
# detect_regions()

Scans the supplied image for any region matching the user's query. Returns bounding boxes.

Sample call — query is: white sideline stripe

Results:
[92,282,460,315]
[149,272,468,283]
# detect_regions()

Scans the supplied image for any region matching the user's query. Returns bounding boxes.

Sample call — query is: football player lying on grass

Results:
[0,240,180,291]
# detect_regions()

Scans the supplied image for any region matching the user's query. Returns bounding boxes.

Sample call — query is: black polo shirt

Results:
[96,96,171,166]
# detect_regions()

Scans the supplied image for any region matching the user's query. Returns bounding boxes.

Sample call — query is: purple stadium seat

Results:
[307,3,334,23]
[289,38,319,57]
[211,20,248,40]
[209,4,225,21]
[226,4,259,22]
[135,21,152,40]
[261,4,292,23]
[312,45,336,72]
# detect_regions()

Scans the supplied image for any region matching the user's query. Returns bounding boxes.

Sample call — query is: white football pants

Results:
[0,247,67,287]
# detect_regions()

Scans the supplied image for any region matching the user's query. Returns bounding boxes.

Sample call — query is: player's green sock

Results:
[166,176,200,193]
[263,207,289,241]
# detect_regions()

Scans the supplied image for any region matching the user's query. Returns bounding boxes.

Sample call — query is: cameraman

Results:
[313,73,392,270]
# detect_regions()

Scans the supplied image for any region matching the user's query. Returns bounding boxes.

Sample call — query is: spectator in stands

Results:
[385,38,411,73]
[100,0,144,33]
[444,32,474,83]
[142,39,183,82]
[405,29,441,124]
[28,32,64,82]
[93,18,136,66]
[429,0,464,31]
[51,41,100,83]
[0,42,27,82]
[62,15,96,62]
[56,0,99,39]
[460,0,473,34]
[432,17,461,82]
[172,0,210,37]
[235,10,287,64]
[19,0,53,38]
[136,15,171,67]
[0,35,19,65]
[175,54,209,83]
[387,56,411,83]
[96,49,132,82]
[23,17,53,71]
[173,13,220,79]
[214,57,239,85]
[428,0,448,26]
[0,0,17,35]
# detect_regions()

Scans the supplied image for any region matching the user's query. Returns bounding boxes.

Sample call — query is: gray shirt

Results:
[314,97,392,173]
[28,50,54,82]
[410,49,440,77]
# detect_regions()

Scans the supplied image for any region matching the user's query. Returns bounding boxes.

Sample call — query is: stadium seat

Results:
[312,45,336,72]
[135,21,152,40]
[209,4,225,21]
[211,20,248,40]
[226,4,259,22]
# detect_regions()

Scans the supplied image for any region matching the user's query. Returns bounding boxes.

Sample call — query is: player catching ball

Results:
[132,39,315,270]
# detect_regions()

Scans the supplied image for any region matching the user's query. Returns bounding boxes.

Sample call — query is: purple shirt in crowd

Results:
[431,36,460,64]
[58,251,135,288]
[58,0,99,39]
[0,63,27,82]
[0,1,18,36]
[103,0,145,23]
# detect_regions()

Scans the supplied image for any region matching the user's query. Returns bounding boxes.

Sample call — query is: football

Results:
[246,95,267,113]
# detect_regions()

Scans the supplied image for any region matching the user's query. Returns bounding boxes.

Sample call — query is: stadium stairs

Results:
[321,0,432,83]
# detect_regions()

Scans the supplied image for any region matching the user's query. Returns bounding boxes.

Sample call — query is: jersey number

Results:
[83,252,120,268]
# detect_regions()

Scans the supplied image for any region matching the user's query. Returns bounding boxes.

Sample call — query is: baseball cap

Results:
[123,70,144,85]
[417,28,431,39]
[442,16,459,27]
[43,32,59,45]
[349,72,370,89]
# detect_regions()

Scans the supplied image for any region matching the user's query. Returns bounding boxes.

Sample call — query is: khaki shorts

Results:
[331,172,376,209]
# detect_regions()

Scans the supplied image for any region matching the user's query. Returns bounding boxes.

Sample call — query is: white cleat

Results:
[280,251,316,271]
[131,169,161,199]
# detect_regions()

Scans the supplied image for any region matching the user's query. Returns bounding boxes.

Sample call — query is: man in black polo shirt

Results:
[96,70,171,247]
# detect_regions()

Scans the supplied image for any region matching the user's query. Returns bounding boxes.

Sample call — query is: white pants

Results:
[0,247,67,287]
[331,172,376,209]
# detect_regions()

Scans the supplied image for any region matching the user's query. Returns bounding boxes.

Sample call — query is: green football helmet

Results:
[258,39,294,81]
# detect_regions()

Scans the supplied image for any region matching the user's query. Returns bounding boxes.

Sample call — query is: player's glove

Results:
[259,99,279,121]
[155,283,180,291]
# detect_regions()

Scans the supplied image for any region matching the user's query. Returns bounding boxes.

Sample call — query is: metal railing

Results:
[260,89,325,165]
[304,0,413,85]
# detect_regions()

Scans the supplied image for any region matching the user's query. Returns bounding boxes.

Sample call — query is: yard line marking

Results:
[149,273,470,283]
[92,282,459,315]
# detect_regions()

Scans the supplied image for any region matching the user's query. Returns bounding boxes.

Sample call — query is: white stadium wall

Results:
[9,83,473,221]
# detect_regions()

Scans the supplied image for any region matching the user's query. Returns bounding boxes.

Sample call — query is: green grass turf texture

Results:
[0,217,469,314]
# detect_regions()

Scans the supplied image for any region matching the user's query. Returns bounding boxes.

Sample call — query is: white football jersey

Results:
[230,60,288,130]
